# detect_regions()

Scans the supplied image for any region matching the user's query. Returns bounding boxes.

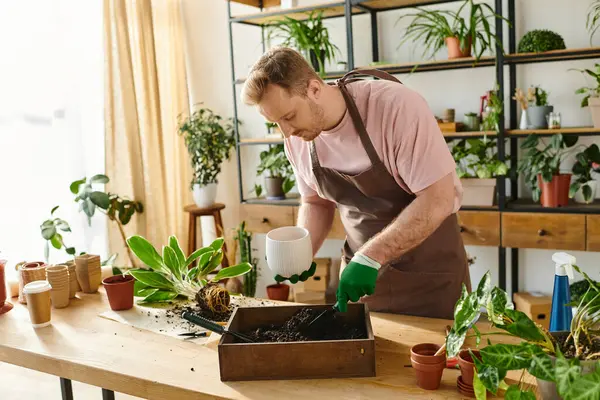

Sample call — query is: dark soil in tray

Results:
[554,331,600,360]
[241,307,367,343]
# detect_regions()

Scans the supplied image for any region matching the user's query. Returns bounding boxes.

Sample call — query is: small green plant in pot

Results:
[178,106,236,208]
[525,85,553,129]
[451,137,508,206]
[571,63,600,128]
[517,29,566,53]
[396,0,509,62]
[253,144,295,200]
[463,112,480,131]
[570,144,600,204]
[517,134,579,207]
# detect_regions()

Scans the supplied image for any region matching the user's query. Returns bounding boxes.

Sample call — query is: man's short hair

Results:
[241,47,322,105]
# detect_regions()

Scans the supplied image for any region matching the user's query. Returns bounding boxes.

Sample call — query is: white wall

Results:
[182,0,600,299]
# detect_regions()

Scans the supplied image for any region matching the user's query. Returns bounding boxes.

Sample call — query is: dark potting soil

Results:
[241,307,367,343]
[554,331,600,360]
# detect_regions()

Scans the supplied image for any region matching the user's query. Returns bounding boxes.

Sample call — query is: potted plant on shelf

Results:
[525,85,553,129]
[571,63,600,128]
[253,144,295,200]
[570,144,600,204]
[451,137,508,206]
[517,29,566,53]
[517,134,579,207]
[265,10,340,77]
[463,112,480,131]
[396,0,508,62]
[178,107,237,208]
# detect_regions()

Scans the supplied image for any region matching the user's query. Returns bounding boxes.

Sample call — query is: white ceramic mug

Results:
[266,226,313,278]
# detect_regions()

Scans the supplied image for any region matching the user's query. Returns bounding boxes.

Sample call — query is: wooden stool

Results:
[184,203,229,268]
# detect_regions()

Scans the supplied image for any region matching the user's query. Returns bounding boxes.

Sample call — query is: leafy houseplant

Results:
[265,10,340,77]
[40,206,78,262]
[571,63,600,128]
[517,134,579,207]
[253,144,295,200]
[178,107,236,208]
[481,88,502,133]
[445,267,600,400]
[587,1,600,45]
[570,144,600,204]
[234,221,259,297]
[526,85,553,129]
[451,138,508,206]
[396,0,509,62]
[517,29,566,53]
[126,234,252,317]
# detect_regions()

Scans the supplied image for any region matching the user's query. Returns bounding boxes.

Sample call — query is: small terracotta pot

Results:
[538,174,571,207]
[410,343,446,364]
[411,358,446,390]
[102,274,135,311]
[458,349,481,386]
[445,36,472,59]
[266,283,290,301]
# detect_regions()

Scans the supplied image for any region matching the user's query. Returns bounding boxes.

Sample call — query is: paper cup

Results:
[23,280,52,328]
[266,226,313,278]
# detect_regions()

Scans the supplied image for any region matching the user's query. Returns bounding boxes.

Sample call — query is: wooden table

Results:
[0,288,534,399]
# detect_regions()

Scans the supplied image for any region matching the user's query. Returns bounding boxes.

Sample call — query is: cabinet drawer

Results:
[457,211,500,247]
[502,213,585,251]
[587,215,600,251]
[239,204,294,234]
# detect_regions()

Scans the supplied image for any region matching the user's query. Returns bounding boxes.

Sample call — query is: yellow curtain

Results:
[104,0,192,266]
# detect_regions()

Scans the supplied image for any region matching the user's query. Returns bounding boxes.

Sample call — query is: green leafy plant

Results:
[396,0,509,62]
[265,10,340,77]
[517,29,566,53]
[445,268,600,400]
[529,85,549,106]
[126,234,252,313]
[178,106,237,188]
[70,174,143,267]
[569,144,600,202]
[482,87,503,132]
[253,144,295,196]
[570,278,600,306]
[517,134,579,202]
[451,138,508,179]
[234,221,259,297]
[40,206,78,262]
[587,1,600,45]
[571,63,600,107]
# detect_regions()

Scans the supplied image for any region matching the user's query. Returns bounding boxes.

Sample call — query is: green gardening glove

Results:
[336,253,380,312]
[274,262,317,284]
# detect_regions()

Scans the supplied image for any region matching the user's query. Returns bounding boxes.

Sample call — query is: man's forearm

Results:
[297,198,335,256]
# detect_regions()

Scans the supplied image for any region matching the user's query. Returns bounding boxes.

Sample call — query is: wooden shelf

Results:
[443,130,496,138]
[357,0,460,11]
[229,0,281,8]
[505,198,600,215]
[243,194,301,206]
[356,56,496,75]
[505,47,600,65]
[230,1,364,25]
[239,137,284,145]
[506,127,600,136]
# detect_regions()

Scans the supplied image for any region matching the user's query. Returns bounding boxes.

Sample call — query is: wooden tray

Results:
[218,303,376,381]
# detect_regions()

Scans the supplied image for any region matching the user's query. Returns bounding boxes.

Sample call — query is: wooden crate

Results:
[513,292,552,329]
[218,303,376,381]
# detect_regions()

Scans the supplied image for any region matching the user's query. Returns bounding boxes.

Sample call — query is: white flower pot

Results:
[192,183,217,208]
[460,178,496,206]
[266,226,313,278]
[588,97,600,128]
[574,181,597,204]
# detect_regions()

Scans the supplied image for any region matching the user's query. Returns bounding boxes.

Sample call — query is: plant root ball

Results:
[196,284,231,314]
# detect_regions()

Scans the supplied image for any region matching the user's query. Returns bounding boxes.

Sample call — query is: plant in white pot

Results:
[451,137,508,206]
[178,107,236,208]
[570,143,600,204]
[253,144,295,200]
[571,63,600,128]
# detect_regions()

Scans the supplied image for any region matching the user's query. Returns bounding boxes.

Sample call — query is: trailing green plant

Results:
[445,268,600,400]
[451,137,508,179]
[517,134,579,202]
[482,87,502,132]
[178,106,237,188]
[395,0,509,63]
[252,144,295,196]
[234,221,259,297]
[70,174,143,267]
[265,10,340,77]
[126,234,252,313]
[517,29,566,53]
[570,144,600,203]
[587,0,600,45]
[571,63,600,107]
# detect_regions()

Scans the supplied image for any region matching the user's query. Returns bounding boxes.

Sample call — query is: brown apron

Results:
[310,69,471,320]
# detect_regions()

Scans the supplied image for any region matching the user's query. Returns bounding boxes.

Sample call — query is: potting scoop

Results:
[306,302,340,328]
[181,311,255,343]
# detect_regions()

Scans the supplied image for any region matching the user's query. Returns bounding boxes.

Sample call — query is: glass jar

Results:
[547,112,561,129]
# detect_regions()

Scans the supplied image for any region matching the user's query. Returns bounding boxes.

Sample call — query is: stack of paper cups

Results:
[45,265,70,308]
[75,255,102,293]
[18,261,47,304]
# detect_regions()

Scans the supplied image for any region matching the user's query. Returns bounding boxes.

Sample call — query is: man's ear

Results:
[307,79,322,100]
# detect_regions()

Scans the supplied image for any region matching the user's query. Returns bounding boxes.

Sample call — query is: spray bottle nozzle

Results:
[552,252,576,280]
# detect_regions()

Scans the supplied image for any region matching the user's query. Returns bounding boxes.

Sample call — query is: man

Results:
[241,47,470,319]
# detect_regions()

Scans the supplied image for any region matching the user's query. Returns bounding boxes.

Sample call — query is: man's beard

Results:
[296,100,325,141]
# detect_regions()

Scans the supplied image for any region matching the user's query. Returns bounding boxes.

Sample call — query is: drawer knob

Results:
[538,229,547,236]
[262,217,269,223]
[459,226,466,233]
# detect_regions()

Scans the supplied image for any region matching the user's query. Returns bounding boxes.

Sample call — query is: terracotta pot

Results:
[538,174,571,207]
[410,358,445,390]
[445,36,472,59]
[458,349,481,386]
[0,259,14,315]
[102,274,135,311]
[266,283,290,301]
[410,343,446,364]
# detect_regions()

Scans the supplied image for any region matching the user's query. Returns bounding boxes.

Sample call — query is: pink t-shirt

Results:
[284,79,462,213]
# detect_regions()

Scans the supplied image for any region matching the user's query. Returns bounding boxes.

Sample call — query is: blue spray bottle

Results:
[549,252,575,332]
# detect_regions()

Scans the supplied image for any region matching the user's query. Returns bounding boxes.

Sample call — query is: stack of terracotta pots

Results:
[75,254,102,293]
[45,265,70,308]
[17,261,47,304]
[410,343,447,390]
[456,349,482,397]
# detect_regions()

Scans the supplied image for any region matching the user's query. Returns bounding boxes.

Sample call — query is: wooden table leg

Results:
[60,377,73,400]
[213,211,229,268]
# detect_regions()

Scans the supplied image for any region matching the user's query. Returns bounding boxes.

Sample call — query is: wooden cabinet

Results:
[502,212,586,251]
[587,215,600,251]
[457,211,500,247]
[239,204,294,234]
[292,207,346,240]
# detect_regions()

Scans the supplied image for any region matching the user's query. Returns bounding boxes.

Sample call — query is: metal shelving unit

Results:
[226,0,600,293]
